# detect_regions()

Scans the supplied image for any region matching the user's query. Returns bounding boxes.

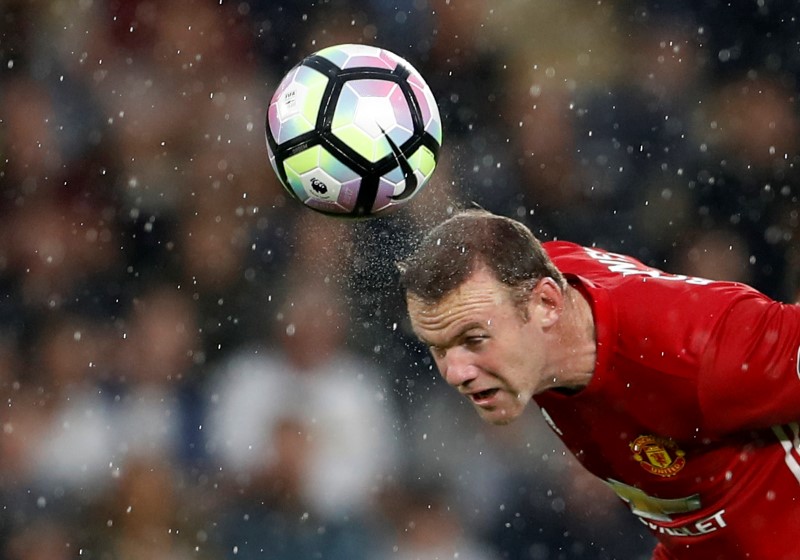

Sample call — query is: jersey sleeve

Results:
[699,294,800,434]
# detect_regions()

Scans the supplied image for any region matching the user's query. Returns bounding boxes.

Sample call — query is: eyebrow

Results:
[419,321,485,349]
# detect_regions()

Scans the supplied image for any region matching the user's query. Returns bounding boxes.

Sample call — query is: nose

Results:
[439,347,479,388]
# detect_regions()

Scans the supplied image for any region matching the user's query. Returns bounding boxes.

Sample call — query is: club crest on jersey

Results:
[630,435,686,477]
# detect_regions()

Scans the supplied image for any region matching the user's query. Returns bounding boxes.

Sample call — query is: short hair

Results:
[397,209,565,304]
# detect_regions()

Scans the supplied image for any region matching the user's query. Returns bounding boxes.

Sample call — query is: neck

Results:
[551,284,596,390]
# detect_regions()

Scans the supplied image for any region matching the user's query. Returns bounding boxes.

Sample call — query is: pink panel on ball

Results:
[349,78,396,98]
[378,49,404,70]
[344,54,395,71]
[336,178,361,211]
[372,177,401,214]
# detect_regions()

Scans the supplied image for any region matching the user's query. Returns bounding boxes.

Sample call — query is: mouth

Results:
[469,388,499,405]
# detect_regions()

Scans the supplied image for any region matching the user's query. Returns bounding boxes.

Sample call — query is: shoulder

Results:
[543,240,585,260]
[544,242,739,299]
[543,241,637,277]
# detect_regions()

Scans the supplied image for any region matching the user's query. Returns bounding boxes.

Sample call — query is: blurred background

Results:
[1,0,799,559]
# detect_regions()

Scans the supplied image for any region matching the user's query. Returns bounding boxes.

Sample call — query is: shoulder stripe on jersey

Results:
[772,423,800,485]
[796,344,800,380]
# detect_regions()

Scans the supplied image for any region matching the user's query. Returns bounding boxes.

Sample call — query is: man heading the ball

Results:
[398,208,800,560]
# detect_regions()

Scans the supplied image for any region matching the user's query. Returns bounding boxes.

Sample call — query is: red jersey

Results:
[535,241,800,560]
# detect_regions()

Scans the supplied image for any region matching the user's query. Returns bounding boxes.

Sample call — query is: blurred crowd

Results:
[1,0,799,559]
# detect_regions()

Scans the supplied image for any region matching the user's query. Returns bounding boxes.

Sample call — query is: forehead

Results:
[406,267,514,338]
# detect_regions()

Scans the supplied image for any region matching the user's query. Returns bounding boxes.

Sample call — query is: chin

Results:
[477,405,523,426]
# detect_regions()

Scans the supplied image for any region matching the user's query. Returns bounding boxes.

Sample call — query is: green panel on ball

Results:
[334,126,379,162]
[283,148,321,199]
[410,145,437,180]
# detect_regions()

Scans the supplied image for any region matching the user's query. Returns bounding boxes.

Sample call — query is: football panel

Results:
[372,145,437,214]
[268,65,330,145]
[282,146,361,214]
[408,75,443,145]
[267,149,282,186]
[315,43,396,71]
[332,79,414,163]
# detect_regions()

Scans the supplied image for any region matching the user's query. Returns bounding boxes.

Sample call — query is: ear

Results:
[531,277,564,328]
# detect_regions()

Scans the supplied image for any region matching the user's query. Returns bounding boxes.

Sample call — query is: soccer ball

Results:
[265,44,442,218]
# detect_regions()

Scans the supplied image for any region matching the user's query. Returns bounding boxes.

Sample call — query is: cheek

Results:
[497,328,527,359]
[496,335,536,385]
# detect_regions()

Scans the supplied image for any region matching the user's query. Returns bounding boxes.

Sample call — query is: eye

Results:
[429,345,446,359]
[464,335,487,348]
